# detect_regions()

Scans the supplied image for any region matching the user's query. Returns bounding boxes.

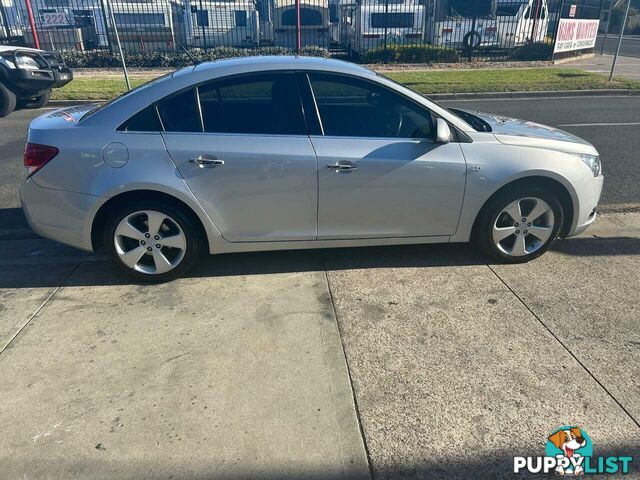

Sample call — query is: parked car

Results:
[20,56,603,281]
[0,45,72,117]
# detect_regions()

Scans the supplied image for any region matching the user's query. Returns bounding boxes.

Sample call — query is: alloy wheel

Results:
[113,210,187,274]
[492,197,555,257]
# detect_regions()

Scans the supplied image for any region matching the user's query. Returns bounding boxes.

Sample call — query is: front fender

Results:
[452,143,586,243]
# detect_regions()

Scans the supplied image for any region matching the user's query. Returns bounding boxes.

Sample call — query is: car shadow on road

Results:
[2,199,640,289]
[2,234,640,289]
[49,243,486,289]
[5,443,639,479]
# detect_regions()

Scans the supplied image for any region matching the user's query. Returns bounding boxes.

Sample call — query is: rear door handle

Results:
[190,156,224,168]
[327,163,358,172]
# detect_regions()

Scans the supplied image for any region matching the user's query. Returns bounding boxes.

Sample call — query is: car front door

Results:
[160,72,318,242]
[303,72,467,239]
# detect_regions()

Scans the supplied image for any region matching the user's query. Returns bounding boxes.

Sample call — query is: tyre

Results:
[0,81,17,117]
[475,187,564,263]
[103,201,203,282]
[22,90,51,109]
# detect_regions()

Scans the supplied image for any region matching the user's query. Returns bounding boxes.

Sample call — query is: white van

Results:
[273,0,330,49]
[495,0,549,48]
[426,0,498,49]
[181,0,260,48]
[340,0,425,55]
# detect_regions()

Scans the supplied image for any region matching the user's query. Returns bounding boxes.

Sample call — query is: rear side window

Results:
[157,88,201,132]
[118,105,161,132]
[198,73,305,135]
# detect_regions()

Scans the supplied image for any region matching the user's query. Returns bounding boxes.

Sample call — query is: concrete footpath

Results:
[1,212,640,479]
[0,254,370,479]
[326,212,640,479]
[558,53,640,81]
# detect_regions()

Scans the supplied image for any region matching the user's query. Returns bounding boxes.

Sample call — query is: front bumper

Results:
[21,178,101,252]
[565,174,604,237]
[9,66,73,93]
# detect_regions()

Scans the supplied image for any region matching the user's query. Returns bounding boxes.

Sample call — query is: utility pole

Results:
[609,0,631,81]
[599,0,610,54]
[296,0,301,53]
[107,0,131,90]
[99,0,113,52]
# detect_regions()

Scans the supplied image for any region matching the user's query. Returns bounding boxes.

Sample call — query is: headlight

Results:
[15,54,40,70]
[580,154,601,177]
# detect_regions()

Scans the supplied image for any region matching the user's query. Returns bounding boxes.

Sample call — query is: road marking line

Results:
[558,122,640,127]
[443,94,640,102]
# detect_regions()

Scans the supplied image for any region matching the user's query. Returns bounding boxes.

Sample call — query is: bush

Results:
[361,44,459,64]
[59,46,330,68]
[508,42,554,61]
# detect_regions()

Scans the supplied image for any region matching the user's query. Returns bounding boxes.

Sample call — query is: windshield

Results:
[496,4,523,16]
[447,108,492,132]
[447,0,494,18]
[80,71,176,121]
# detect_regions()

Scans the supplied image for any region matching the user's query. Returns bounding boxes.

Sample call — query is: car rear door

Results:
[302,72,467,239]
[160,72,318,242]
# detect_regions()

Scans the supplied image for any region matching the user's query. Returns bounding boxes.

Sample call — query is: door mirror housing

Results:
[436,118,452,144]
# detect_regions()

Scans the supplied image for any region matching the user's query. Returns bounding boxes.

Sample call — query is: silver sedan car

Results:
[21,56,603,281]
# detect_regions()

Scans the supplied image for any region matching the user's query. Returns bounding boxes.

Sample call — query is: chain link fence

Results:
[0,0,606,63]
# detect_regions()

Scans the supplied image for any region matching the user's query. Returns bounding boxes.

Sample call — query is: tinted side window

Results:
[119,105,161,132]
[157,88,201,133]
[308,73,434,139]
[198,73,305,135]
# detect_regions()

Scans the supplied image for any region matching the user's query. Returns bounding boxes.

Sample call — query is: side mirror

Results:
[435,118,452,144]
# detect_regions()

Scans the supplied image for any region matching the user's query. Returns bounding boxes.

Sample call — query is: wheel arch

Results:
[91,189,210,252]
[471,175,575,240]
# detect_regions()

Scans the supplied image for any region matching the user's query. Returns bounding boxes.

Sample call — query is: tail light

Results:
[442,28,453,33]
[485,27,497,33]
[24,142,58,177]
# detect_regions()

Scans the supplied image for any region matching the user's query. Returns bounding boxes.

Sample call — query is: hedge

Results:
[59,46,330,68]
[361,45,459,64]
[508,42,554,61]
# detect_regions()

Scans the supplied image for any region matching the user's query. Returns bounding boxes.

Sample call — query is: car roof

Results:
[0,45,45,54]
[191,55,375,77]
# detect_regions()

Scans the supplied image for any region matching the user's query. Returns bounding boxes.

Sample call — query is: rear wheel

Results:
[0,81,17,117]
[103,201,203,282]
[475,187,564,263]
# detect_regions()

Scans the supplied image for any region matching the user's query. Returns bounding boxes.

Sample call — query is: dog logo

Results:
[514,426,633,475]
[546,427,591,475]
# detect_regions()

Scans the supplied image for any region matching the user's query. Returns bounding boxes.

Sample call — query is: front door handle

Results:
[327,163,358,172]
[190,156,224,168]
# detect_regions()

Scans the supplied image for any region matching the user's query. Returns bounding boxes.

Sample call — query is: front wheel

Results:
[0,81,17,117]
[475,187,564,263]
[22,90,51,109]
[103,201,203,282]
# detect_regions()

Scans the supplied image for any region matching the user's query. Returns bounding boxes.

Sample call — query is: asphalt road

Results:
[1,95,639,235]
[442,94,640,209]
[596,34,640,58]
